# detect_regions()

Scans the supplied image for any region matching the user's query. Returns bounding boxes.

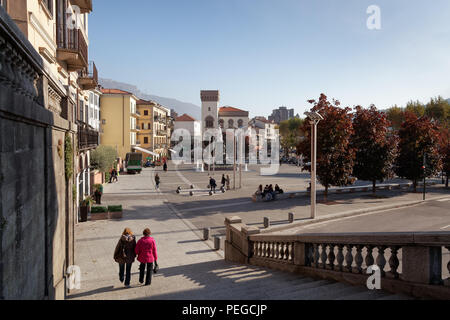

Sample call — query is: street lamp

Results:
[304,111,323,219]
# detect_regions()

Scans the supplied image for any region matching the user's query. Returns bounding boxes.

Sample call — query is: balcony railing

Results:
[78,126,99,150]
[157,130,168,136]
[56,24,88,71]
[78,61,98,90]
[225,217,450,300]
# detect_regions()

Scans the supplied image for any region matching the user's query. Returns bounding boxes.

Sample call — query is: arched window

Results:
[228,119,234,128]
[238,119,243,128]
[219,119,224,128]
[205,116,214,128]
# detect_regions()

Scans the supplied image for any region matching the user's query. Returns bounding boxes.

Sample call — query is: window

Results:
[144,110,148,116]
[144,137,149,144]
[228,119,234,129]
[0,0,7,10]
[219,119,224,128]
[205,116,214,129]
[41,0,53,16]
[79,100,84,122]
[238,119,243,128]
[148,123,151,130]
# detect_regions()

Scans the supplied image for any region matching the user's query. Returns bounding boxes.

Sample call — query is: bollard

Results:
[264,217,270,228]
[214,236,221,250]
[176,186,181,194]
[189,191,194,196]
[203,228,210,241]
[190,185,194,189]
[288,212,294,223]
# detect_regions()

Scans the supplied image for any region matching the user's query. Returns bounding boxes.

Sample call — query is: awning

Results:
[132,146,158,157]
[169,149,177,153]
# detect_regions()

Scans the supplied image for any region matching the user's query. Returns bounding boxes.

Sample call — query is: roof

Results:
[137,99,156,105]
[100,88,134,95]
[175,114,197,122]
[219,106,249,116]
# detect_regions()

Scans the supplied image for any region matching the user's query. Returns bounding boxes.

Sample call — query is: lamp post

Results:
[304,111,323,219]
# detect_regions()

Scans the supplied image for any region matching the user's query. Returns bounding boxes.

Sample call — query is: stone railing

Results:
[225,216,450,299]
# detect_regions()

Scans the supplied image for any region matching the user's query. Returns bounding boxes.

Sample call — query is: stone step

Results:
[334,289,392,300]
[276,282,356,300]
[208,275,319,300]
[195,271,313,299]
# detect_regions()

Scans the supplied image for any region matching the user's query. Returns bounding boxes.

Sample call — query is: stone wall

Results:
[0,6,76,300]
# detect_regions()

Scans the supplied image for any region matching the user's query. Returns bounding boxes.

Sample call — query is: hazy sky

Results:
[89,0,450,118]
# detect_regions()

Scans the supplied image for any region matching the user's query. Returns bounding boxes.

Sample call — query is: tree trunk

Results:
[446,175,449,188]
[413,179,417,193]
[372,180,376,194]
[324,186,328,201]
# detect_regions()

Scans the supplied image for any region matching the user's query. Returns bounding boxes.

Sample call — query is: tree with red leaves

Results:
[351,105,398,194]
[395,112,442,191]
[299,94,355,199]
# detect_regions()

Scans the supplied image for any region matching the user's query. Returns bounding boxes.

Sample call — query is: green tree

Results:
[395,112,442,191]
[279,118,304,156]
[90,145,118,173]
[425,96,449,127]
[405,100,425,118]
[351,105,398,193]
[299,94,355,199]
[386,105,405,131]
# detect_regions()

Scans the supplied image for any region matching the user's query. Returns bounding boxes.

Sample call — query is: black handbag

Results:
[153,261,159,274]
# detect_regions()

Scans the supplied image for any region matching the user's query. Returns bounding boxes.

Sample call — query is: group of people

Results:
[208,174,231,193]
[113,228,158,287]
[255,184,284,201]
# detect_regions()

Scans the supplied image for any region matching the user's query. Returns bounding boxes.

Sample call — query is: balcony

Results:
[154,116,167,123]
[78,126,99,150]
[70,0,93,13]
[56,24,88,72]
[78,61,98,90]
[157,130,168,136]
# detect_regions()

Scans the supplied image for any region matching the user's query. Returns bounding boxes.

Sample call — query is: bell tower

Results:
[200,90,220,135]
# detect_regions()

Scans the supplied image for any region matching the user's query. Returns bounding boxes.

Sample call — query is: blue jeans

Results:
[119,263,133,286]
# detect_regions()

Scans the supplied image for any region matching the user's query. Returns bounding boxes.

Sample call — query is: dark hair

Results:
[143,228,151,236]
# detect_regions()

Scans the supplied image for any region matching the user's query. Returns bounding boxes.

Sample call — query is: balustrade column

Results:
[388,246,400,279]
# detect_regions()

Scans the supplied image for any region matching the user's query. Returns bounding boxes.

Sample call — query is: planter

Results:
[90,211,109,221]
[108,211,123,220]
[90,206,109,221]
[79,206,89,222]
[108,205,123,220]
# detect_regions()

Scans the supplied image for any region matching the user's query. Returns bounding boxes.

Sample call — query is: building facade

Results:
[99,89,140,161]
[268,106,295,124]
[0,0,97,300]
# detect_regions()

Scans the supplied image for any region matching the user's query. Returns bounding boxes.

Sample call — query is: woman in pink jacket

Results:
[135,228,158,286]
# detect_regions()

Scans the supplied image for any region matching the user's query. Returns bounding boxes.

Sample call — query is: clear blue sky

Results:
[89,0,450,117]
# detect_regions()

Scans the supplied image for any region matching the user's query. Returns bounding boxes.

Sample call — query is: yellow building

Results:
[100,89,141,160]
[136,99,171,160]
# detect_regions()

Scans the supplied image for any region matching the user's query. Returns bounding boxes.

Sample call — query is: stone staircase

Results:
[137,261,412,300]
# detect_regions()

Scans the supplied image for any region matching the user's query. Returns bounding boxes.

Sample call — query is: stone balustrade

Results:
[225,216,450,299]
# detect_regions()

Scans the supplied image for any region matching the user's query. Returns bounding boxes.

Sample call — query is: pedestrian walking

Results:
[221,174,226,188]
[163,161,168,172]
[155,173,160,190]
[209,176,217,193]
[135,228,158,286]
[113,228,137,287]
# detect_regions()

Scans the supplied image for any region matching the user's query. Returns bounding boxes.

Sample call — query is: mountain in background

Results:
[99,78,201,119]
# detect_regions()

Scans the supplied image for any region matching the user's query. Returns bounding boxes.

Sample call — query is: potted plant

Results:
[93,184,103,204]
[79,195,94,222]
[108,205,123,220]
[90,206,109,221]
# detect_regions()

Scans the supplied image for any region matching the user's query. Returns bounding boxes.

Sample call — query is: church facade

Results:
[200,90,249,134]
